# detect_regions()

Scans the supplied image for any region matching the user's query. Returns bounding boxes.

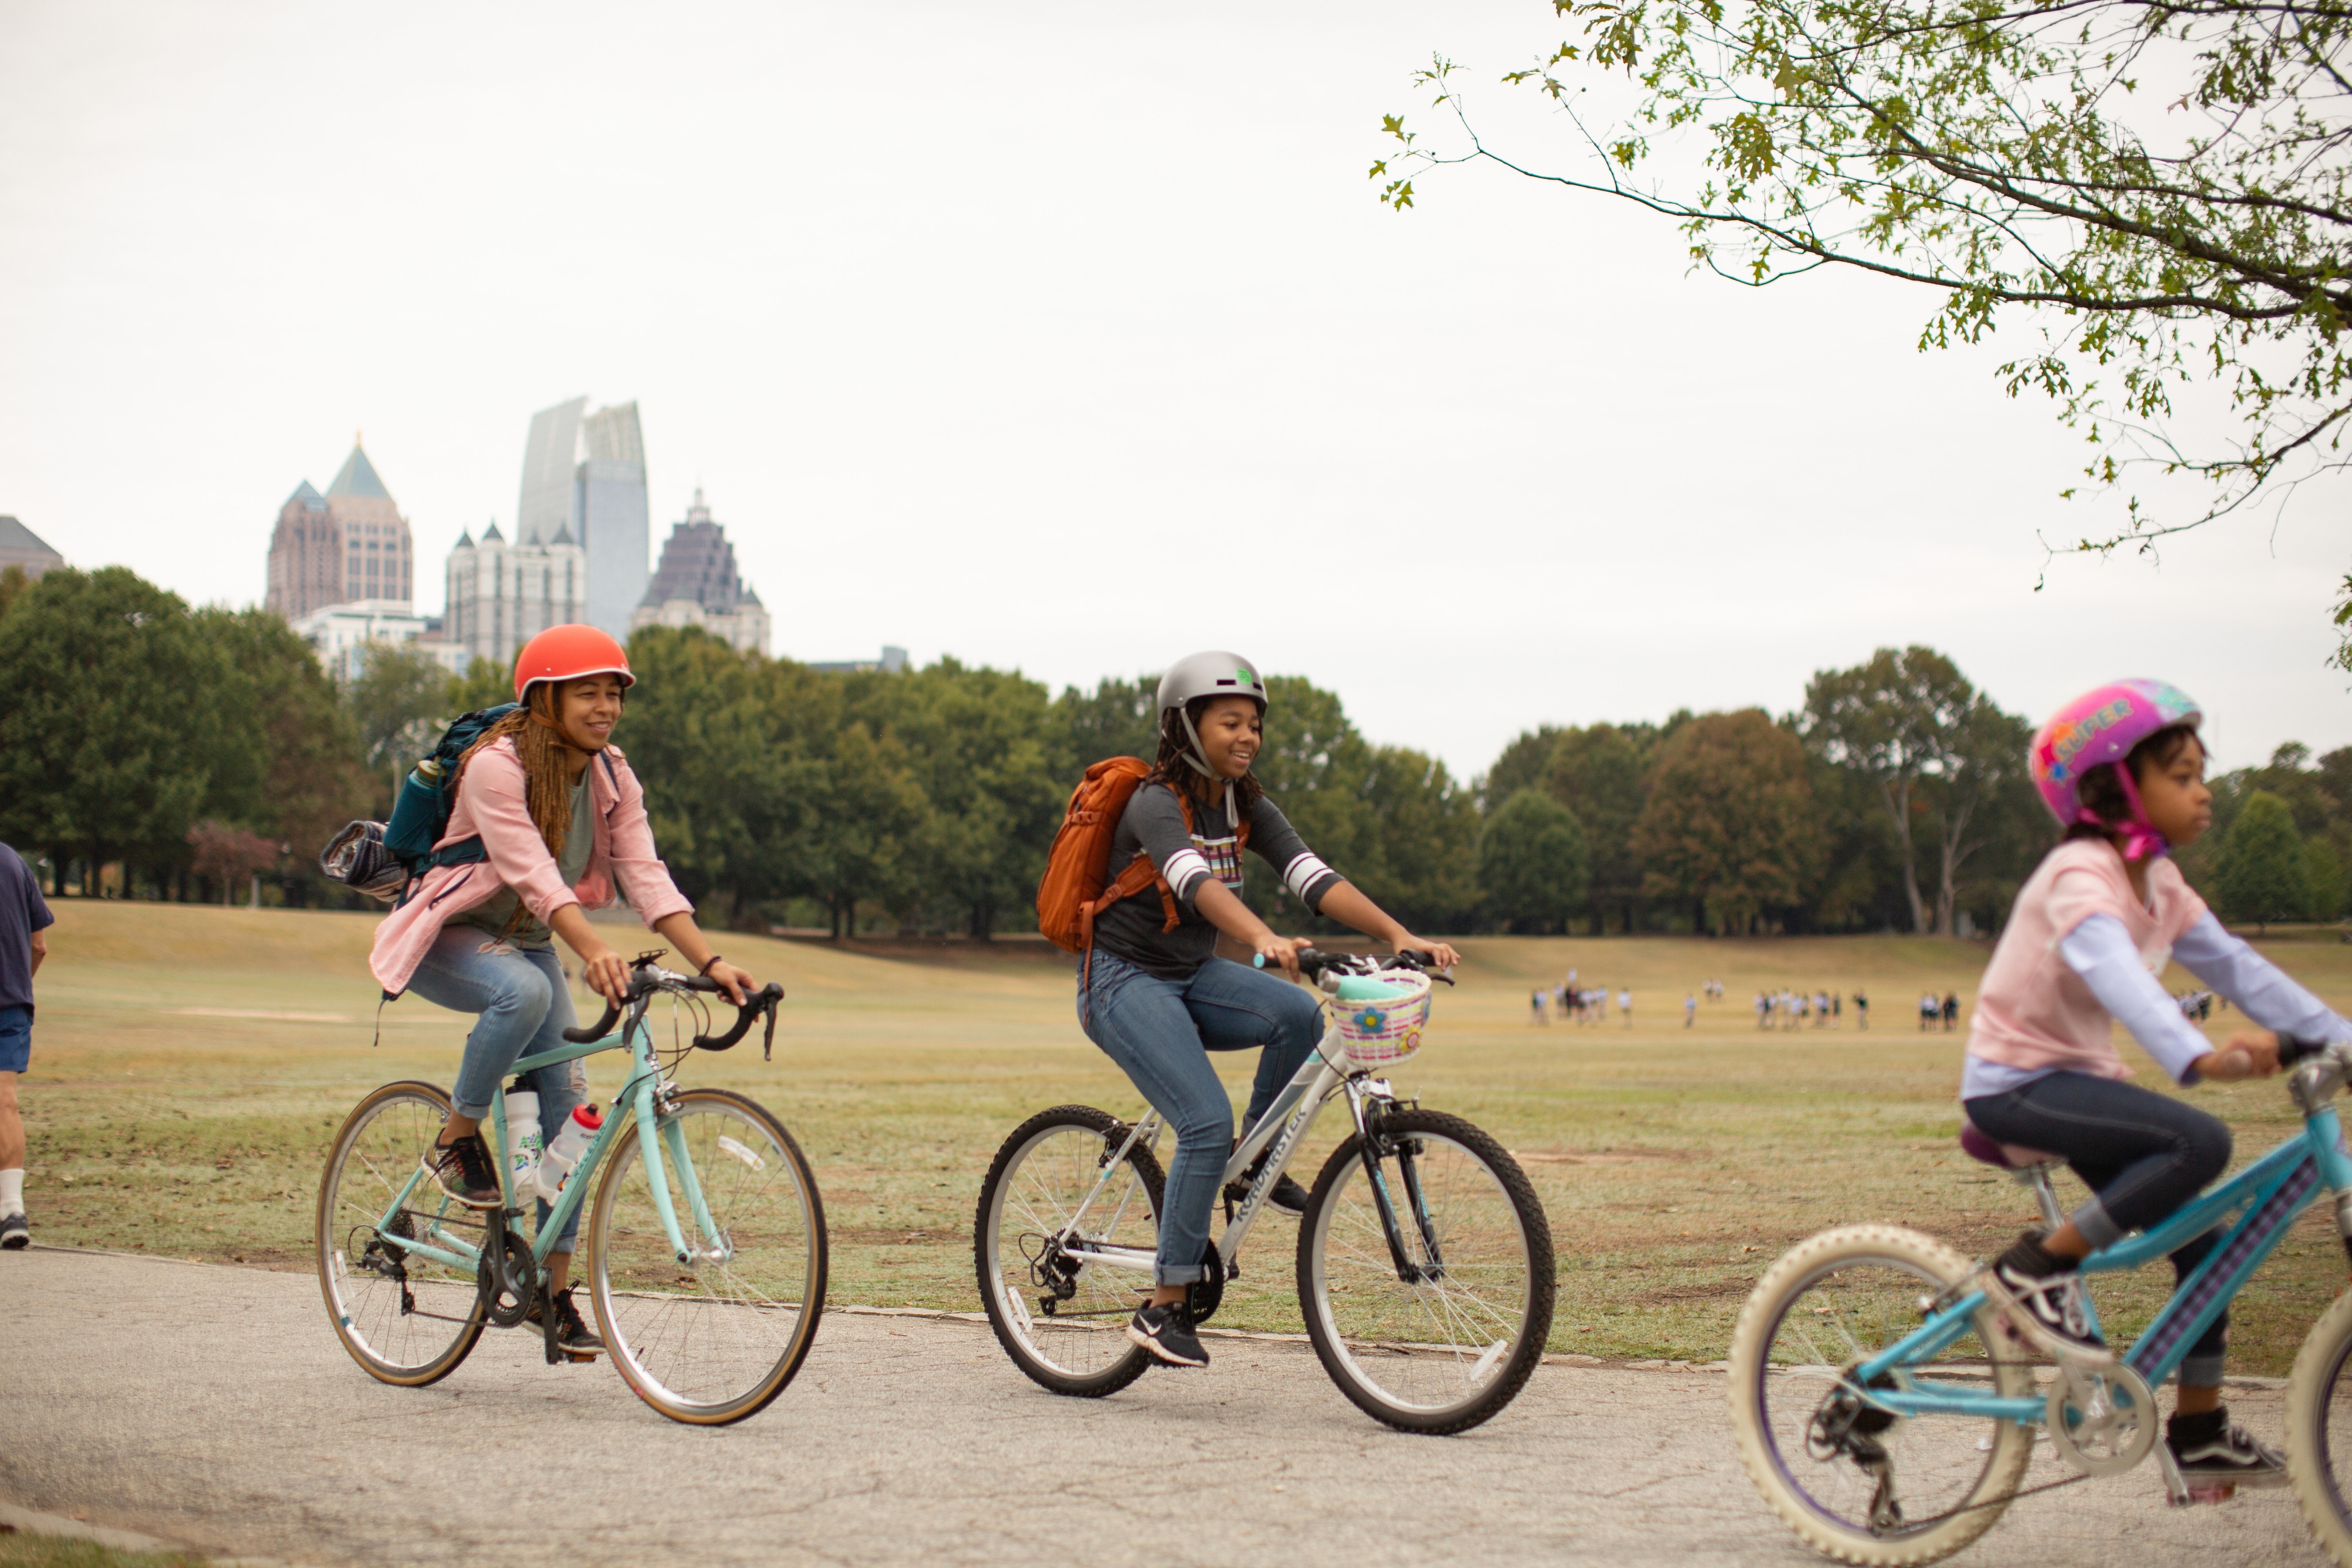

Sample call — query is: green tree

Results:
[0,567,229,893]
[883,658,1065,936]
[1479,789,1591,934]
[1481,725,1566,808]
[2307,834,2347,923]
[0,566,30,620]
[449,657,515,714]
[1542,722,1657,932]
[1378,2,2352,566]
[193,607,370,903]
[1802,647,2015,935]
[345,642,457,806]
[1635,710,1823,934]
[2214,791,2313,932]
[1353,745,1480,933]
[1055,675,1160,774]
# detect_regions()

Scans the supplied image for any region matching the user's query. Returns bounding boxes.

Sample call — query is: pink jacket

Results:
[1964,838,2208,1082]
[369,737,694,994]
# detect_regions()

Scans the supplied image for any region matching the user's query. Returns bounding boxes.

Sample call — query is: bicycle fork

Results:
[1345,1078,1445,1284]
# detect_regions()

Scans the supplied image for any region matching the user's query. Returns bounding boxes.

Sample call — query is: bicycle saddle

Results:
[1959,1122,2066,1171]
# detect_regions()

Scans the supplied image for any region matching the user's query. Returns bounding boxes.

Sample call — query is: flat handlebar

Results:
[1286,947,1455,986]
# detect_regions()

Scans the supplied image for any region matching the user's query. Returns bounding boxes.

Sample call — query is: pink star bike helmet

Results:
[2029,680,2202,860]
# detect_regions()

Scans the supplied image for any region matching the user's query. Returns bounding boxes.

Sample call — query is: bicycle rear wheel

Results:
[2289,1284,2352,1565]
[1297,1108,1554,1434]
[586,1088,826,1426]
[316,1081,486,1387]
[1728,1225,2034,1567]
[975,1105,1165,1397]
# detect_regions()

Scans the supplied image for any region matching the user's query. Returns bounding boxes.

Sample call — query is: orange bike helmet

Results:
[512,624,635,703]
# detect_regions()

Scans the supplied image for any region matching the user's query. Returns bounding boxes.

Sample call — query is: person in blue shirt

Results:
[0,844,55,1249]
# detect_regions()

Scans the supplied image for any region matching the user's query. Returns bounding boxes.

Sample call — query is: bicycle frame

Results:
[1842,1097,2352,1426]
[1050,1013,1433,1282]
[363,1008,727,1279]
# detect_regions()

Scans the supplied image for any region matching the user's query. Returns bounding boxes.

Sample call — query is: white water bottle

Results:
[535,1104,604,1202]
[502,1088,543,1194]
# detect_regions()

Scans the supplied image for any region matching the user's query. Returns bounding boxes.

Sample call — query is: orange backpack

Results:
[1036,759,1249,967]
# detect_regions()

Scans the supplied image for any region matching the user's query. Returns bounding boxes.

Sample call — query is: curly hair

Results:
[2062,722,2204,843]
[1144,698,1264,825]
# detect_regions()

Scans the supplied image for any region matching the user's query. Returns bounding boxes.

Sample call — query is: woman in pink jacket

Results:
[368,625,756,1357]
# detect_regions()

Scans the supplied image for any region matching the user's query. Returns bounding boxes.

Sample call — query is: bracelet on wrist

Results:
[697,953,724,977]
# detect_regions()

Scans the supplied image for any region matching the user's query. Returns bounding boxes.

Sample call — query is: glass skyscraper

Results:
[517,396,649,641]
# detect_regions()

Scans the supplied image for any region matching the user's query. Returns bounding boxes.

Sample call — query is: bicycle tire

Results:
[316,1080,488,1387]
[587,1087,826,1426]
[974,1104,1165,1397]
[1728,1225,2034,1567]
[1295,1108,1554,1434]
[2289,1279,2352,1565]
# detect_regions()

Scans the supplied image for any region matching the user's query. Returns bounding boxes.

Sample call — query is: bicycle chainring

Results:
[1186,1242,1227,1325]
[2046,1362,2157,1477]
[476,1225,537,1329]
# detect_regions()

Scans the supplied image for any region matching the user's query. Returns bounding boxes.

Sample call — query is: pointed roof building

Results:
[326,443,392,501]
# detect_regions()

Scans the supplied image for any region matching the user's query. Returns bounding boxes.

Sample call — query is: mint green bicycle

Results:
[315,955,826,1425]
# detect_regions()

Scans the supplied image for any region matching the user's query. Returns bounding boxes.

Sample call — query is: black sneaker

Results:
[527,1287,605,1357]
[421,1130,502,1209]
[1989,1232,2112,1364]
[1227,1148,1313,1218]
[1127,1300,1209,1368]
[0,1211,25,1250]
[2169,1408,2287,1488]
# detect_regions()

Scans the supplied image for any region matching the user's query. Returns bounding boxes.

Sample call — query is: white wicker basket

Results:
[1329,972,1434,1071]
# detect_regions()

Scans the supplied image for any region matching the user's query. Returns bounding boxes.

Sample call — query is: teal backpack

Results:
[380,704,521,892]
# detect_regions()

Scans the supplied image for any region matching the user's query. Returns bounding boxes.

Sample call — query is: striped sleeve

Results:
[1162,848,1213,901]
[1249,797,1342,912]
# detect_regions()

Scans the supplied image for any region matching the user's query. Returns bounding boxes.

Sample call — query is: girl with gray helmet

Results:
[1088,651,1461,1370]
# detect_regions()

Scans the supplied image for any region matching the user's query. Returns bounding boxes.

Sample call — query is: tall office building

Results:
[517,397,648,641]
[630,488,769,654]
[442,520,586,668]
[265,440,414,620]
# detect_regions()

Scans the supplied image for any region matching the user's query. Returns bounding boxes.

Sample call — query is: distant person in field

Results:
[1618,987,1633,1026]
[1755,990,1770,1029]
[1530,988,1549,1026]
[1684,992,1696,1028]
[1831,993,1843,1027]
[1943,990,1961,1032]
[1920,991,1939,1032]
[0,843,51,1249]
[1853,989,1869,1029]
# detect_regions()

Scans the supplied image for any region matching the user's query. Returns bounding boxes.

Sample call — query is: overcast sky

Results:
[2,0,2343,781]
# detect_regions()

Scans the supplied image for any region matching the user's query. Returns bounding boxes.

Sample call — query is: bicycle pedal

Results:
[563,1352,599,1365]
[2183,1483,2236,1506]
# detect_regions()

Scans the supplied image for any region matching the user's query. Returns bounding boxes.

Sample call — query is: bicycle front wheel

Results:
[974,1105,1165,1397]
[316,1081,487,1387]
[2288,1282,2352,1565]
[586,1088,826,1425]
[1728,1225,2034,1567]
[1297,1108,1554,1434]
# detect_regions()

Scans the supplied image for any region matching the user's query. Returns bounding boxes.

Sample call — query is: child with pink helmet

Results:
[1962,679,2351,1489]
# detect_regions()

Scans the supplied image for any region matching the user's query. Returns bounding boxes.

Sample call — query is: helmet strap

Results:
[2109,760,2169,862]
[1177,710,1241,831]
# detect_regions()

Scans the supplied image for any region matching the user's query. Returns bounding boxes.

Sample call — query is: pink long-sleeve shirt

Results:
[369,737,694,995]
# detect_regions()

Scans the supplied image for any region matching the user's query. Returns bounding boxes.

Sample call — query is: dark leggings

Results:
[1964,1071,2231,1383]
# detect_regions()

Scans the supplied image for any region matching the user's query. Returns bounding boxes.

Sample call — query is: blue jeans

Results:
[1079,953,1325,1286]
[407,924,586,1249]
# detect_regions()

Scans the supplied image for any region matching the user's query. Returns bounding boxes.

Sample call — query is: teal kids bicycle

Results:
[315,955,826,1426]
[1729,1033,2352,1565]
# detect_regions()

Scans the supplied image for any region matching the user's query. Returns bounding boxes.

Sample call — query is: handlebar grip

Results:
[693,982,785,1052]
[2278,1033,2333,1067]
[563,997,623,1044]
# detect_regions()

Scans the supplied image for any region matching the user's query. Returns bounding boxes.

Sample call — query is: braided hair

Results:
[454,682,582,857]
[1144,698,1263,827]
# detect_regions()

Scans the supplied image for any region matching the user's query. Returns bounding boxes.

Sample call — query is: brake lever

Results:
[762,993,781,1061]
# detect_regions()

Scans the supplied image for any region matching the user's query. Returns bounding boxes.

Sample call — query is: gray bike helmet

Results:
[1156,652,1268,828]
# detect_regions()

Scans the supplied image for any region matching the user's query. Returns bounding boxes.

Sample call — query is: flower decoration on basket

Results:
[1330,971,1436,1071]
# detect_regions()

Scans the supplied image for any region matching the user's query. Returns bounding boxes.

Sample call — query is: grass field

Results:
[18,901,2352,1375]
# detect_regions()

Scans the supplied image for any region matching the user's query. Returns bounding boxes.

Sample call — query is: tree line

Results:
[2,564,2341,937]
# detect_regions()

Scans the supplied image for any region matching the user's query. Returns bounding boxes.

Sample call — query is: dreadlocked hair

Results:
[1145,699,1264,823]
[2061,723,2204,845]
[454,683,579,857]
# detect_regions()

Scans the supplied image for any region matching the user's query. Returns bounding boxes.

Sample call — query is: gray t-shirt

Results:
[455,771,594,948]
[1090,783,1342,981]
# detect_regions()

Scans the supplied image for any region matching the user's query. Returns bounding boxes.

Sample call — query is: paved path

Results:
[0,1248,2326,1567]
